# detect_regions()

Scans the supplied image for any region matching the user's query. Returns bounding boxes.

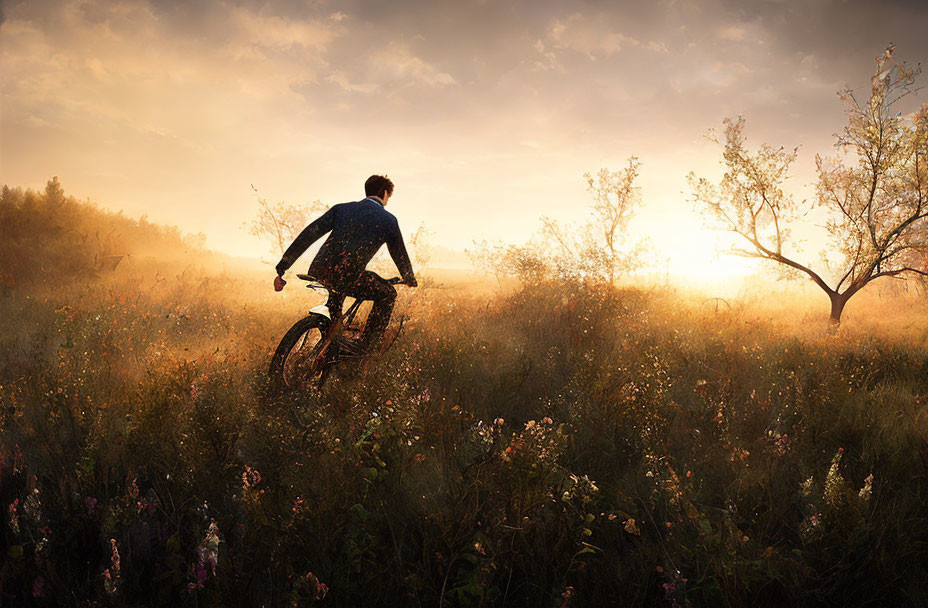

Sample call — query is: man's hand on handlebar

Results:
[274,275,286,292]
[388,277,418,287]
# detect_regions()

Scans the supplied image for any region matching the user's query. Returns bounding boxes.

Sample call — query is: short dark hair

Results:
[364,175,394,198]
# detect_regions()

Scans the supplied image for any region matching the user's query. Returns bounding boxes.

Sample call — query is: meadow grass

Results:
[2,269,928,607]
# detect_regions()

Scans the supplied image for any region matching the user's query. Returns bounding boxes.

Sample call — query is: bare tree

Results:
[690,46,928,324]
[469,158,647,286]
[408,223,433,269]
[584,157,643,285]
[538,156,645,284]
[243,185,327,259]
[468,239,551,285]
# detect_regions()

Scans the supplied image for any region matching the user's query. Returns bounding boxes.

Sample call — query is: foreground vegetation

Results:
[2,260,928,607]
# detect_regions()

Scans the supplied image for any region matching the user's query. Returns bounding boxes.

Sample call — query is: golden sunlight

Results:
[4,2,928,605]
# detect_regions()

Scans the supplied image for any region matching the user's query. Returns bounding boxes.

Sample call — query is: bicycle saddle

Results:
[296,274,327,290]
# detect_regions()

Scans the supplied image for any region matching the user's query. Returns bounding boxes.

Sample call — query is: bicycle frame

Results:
[297,274,402,357]
[301,284,366,369]
[273,274,405,387]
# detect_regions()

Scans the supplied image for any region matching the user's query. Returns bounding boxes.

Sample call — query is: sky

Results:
[2,0,928,282]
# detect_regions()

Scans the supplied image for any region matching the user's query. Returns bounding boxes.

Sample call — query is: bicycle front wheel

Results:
[269,314,330,389]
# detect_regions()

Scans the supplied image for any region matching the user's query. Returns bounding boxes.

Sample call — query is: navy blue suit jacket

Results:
[275,198,416,287]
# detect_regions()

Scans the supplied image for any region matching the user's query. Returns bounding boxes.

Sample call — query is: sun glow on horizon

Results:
[3,0,924,292]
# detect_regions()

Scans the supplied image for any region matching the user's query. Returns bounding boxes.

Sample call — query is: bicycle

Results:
[268,274,407,389]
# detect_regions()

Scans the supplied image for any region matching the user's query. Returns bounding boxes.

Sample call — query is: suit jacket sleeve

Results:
[386,218,416,283]
[275,205,337,276]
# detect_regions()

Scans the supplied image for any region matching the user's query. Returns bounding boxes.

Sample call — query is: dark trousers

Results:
[324,271,397,352]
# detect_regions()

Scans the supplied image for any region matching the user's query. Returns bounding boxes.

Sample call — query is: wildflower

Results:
[32,576,44,598]
[824,449,846,508]
[766,430,790,456]
[624,518,640,536]
[501,444,516,462]
[110,538,121,572]
[103,569,117,595]
[201,521,220,575]
[242,465,262,490]
[189,520,220,591]
[661,569,688,608]
[560,585,575,608]
[800,513,824,543]
[801,476,814,496]
[187,564,207,591]
[305,572,328,601]
[104,538,120,595]
[8,499,20,534]
[562,474,600,504]
[858,473,874,503]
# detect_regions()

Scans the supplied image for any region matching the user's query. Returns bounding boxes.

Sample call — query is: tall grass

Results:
[2,272,928,607]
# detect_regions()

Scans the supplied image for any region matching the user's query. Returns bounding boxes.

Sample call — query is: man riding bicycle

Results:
[273,175,417,354]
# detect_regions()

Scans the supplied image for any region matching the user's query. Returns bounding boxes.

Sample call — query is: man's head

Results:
[365,175,394,205]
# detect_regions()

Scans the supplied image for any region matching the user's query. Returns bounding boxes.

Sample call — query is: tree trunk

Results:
[829,292,849,325]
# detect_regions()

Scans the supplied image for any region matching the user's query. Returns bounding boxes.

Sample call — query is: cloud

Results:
[718,25,746,41]
[23,116,51,128]
[530,39,562,72]
[372,41,457,87]
[547,13,639,59]
[644,40,670,53]
[326,70,380,94]
[228,6,343,52]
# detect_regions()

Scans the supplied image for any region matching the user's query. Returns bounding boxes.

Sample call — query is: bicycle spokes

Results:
[282,327,326,387]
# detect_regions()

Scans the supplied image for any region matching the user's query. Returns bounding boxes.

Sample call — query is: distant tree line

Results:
[0,177,207,289]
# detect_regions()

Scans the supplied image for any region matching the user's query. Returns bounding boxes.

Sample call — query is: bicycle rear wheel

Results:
[269,314,331,389]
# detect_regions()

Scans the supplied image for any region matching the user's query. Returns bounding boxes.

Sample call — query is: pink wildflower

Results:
[32,576,45,598]
[306,572,328,601]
